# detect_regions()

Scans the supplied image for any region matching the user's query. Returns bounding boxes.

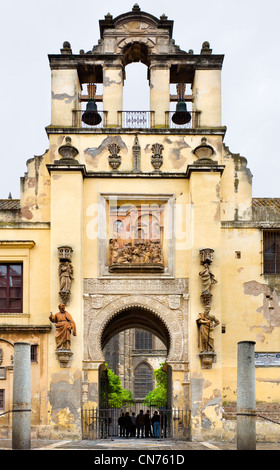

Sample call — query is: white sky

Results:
[0,0,279,199]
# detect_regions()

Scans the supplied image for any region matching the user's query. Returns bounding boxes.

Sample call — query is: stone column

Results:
[51,68,80,126]
[149,62,170,127]
[12,342,31,450]
[192,69,221,127]
[237,341,256,450]
[103,62,124,127]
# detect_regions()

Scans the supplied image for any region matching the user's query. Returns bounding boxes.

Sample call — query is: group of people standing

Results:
[118,409,161,438]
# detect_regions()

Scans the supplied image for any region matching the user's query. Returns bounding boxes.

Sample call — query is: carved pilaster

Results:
[132,135,141,172]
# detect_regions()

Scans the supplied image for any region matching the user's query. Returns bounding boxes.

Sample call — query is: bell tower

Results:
[49,4,224,131]
[46,4,226,441]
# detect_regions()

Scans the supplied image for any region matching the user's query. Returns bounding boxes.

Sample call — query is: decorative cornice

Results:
[0,324,51,333]
[0,240,35,248]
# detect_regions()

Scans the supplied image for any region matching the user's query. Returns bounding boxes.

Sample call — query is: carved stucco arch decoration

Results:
[86,295,185,365]
[116,36,157,61]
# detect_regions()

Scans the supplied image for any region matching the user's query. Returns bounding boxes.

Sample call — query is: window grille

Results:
[31,345,38,363]
[263,230,280,274]
[134,363,153,399]
[0,390,4,410]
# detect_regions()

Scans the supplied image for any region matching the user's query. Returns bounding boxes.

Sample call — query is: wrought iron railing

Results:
[118,111,155,128]
[72,109,200,129]
[82,405,191,440]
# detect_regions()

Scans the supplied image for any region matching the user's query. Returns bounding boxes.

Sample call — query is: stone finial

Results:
[132,3,141,11]
[194,137,214,160]
[57,137,79,164]
[201,41,212,55]
[61,41,72,55]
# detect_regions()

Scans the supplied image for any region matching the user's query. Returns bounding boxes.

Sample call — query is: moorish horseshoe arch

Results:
[85,294,187,366]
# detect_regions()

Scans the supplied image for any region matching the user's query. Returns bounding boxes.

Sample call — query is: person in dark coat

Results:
[130,412,136,437]
[123,412,132,438]
[136,410,145,438]
[118,413,125,437]
[144,410,151,437]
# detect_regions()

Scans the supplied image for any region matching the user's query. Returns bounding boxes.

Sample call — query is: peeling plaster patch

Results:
[201,417,212,429]
[243,280,270,297]
[256,377,280,385]
[28,177,36,188]
[51,91,75,104]
[202,396,221,411]
[49,378,82,422]
[103,72,122,87]
[168,138,190,170]
[191,377,204,416]
[21,206,33,220]
[85,136,127,168]
[243,280,280,333]
[88,382,98,402]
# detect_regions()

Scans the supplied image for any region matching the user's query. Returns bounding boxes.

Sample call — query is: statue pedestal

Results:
[55,349,73,368]
[198,351,216,369]
[109,263,164,273]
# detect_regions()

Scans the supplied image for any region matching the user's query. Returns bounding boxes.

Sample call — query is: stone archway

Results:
[83,284,189,410]
[85,294,186,365]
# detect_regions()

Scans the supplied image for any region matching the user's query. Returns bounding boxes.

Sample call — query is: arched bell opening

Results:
[121,42,150,117]
[122,42,150,67]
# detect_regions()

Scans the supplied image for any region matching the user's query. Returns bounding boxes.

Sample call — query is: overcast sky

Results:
[0,0,279,199]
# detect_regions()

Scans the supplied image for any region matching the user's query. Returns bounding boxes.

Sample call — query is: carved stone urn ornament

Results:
[56,137,79,165]
[108,142,121,170]
[151,143,164,171]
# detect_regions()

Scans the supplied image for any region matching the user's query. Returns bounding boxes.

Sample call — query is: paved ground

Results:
[0,437,279,451]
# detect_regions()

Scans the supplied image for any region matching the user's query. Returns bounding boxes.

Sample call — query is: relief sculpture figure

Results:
[49,303,77,350]
[197,306,220,352]
[59,261,74,292]
[199,262,217,293]
[110,240,163,265]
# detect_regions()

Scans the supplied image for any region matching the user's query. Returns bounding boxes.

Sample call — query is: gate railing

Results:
[82,405,191,440]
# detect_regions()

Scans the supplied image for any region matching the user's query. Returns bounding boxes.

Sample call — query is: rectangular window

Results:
[0,263,23,313]
[31,345,38,363]
[263,231,280,274]
[0,390,4,410]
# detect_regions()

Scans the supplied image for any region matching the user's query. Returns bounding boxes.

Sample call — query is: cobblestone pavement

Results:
[0,437,279,451]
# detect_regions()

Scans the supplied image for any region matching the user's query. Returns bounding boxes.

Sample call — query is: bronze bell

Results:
[171,100,191,125]
[82,99,102,126]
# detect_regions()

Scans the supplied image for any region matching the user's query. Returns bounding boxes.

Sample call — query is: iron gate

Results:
[82,406,191,440]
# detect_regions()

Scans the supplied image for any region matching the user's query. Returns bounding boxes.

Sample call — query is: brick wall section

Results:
[223,403,280,423]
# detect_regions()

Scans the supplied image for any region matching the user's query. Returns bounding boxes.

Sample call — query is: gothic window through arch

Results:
[134,362,154,399]
[135,329,153,350]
